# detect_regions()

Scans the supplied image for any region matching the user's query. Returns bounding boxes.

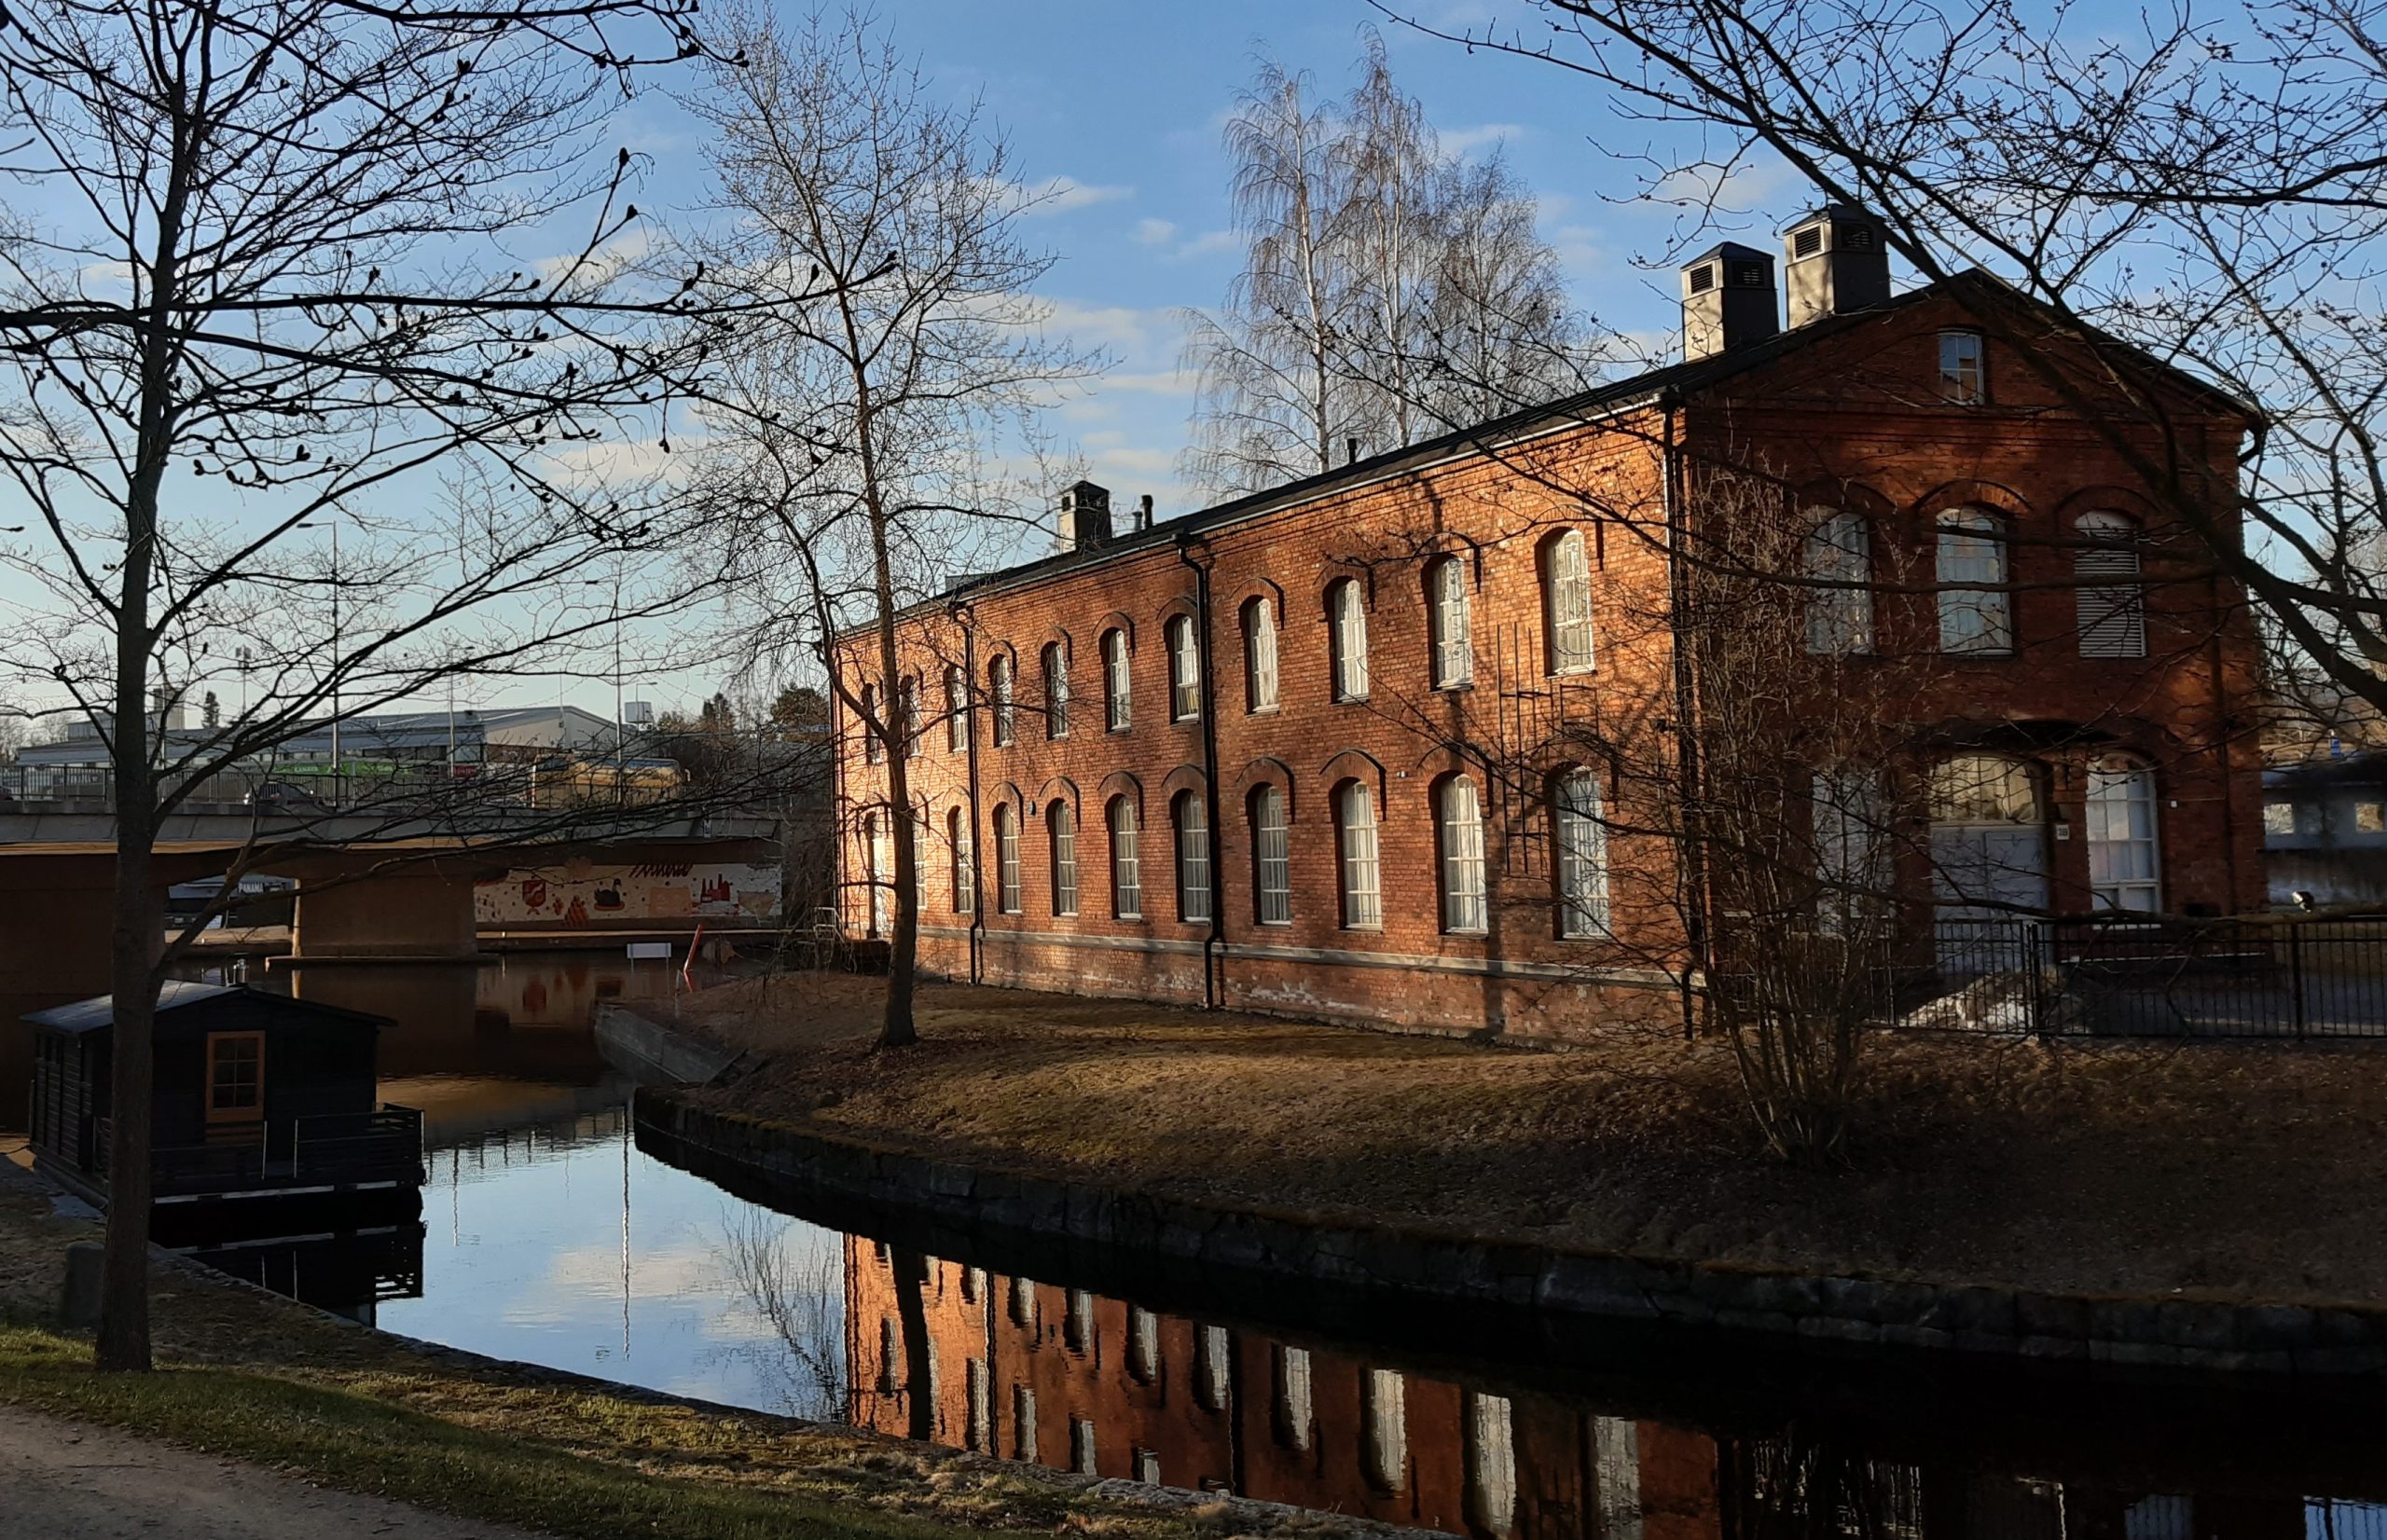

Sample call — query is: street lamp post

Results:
[586,574,626,800]
[297,516,343,793]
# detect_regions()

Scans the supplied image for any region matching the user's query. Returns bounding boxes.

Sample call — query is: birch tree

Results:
[1183,33,1591,495]
[684,5,1097,1051]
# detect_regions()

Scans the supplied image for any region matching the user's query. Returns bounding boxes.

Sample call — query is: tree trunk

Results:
[891,1244,934,1442]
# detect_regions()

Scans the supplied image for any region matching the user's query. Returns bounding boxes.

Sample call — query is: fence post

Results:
[2290,921,2309,1042]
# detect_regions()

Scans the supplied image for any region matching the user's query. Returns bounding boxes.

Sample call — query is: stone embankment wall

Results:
[640,1090,2387,1377]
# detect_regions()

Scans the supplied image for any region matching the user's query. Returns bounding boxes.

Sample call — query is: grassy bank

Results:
[0,1160,1325,1540]
[675,972,2387,1308]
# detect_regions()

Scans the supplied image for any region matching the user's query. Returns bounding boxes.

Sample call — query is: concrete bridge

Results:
[0,816,782,1010]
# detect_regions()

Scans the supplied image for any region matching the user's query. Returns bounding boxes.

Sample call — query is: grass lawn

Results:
[677,970,2387,1308]
[0,1162,1323,1540]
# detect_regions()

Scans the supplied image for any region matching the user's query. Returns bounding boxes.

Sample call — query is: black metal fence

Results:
[1915,916,2387,1038]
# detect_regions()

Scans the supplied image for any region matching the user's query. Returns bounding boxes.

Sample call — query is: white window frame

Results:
[2075,512,2146,659]
[1554,769,1611,938]
[1804,511,1873,655]
[1042,642,1070,739]
[1937,508,2013,654]
[1049,800,1078,916]
[945,664,968,752]
[1175,791,1211,924]
[1429,555,1473,688]
[990,655,1014,747]
[1337,779,1383,929]
[1252,786,1291,925]
[1103,628,1131,733]
[1545,529,1595,673]
[1365,1368,1408,1492]
[865,811,892,937]
[1939,329,1987,404]
[1167,614,1202,721]
[995,804,1022,914]
[1110,796,1143,919]
[2085,759,2161,913]
[1812,766,1887,935]
[1243,597,1278,713]
[900,677,921,759]
[1329,578,1370,701]
[1439,776,1488,933]
[949,806,973,915]
[1466,1393,1517,1538]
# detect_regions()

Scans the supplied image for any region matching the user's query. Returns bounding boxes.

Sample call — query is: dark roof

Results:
[24,981,394,1035]
[851,268,2255,631]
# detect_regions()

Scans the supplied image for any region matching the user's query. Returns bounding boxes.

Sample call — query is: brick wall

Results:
[834,287,2264,1041]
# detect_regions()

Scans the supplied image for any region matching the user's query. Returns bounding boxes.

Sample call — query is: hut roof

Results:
[22,982,393,1035]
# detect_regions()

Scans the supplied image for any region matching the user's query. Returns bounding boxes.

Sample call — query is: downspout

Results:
[957,606,987,982]
[1177,531,1226,1009]
[1661,390,1710,1042]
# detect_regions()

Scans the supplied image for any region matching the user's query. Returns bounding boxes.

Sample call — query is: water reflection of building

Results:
[842,1240,1717,1538]
[842,1240,2380,1540]
[177,1224,425,1327]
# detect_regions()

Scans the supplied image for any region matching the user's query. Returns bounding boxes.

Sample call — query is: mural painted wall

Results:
[474,861,782,928]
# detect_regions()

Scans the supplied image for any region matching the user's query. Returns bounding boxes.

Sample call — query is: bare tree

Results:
[1378,0,2387,719]
[0,0,835,1370]
[1182,33,1593,495]
[683,4,1099,1051]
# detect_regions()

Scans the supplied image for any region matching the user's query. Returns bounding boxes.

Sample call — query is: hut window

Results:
[204,1032,265,1123]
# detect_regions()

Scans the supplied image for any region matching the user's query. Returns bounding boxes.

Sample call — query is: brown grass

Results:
[683,972,2387,1305]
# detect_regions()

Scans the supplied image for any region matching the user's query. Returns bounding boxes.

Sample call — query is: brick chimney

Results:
[1680,242,1779,361]
[1056,480,1112,552]
[1783,204,1890,326]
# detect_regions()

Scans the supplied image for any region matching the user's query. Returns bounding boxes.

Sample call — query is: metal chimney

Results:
[1783,205,1891,326]
[1680,242,1779,361]
[1056,480,1113,552]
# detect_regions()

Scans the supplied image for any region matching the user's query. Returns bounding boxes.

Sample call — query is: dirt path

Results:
[0,1407,548,1539]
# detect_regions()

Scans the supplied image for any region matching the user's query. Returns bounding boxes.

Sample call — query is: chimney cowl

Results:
[1679,241,1779,362]
[1782,204,1891,327]
[1135,493,1154,531]
[1056,479,1113,552]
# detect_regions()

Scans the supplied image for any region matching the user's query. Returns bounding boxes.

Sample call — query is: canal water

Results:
[14,953,2387,1539]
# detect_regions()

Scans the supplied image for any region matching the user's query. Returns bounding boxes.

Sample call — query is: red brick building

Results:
[834,207,2264,1039]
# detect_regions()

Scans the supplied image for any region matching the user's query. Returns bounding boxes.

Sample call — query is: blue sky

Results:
[626,0,1781,543]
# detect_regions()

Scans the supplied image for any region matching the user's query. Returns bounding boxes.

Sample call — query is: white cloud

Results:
[1174,228,1240,259]
[1100,368,1199,397]
[1017,176,1134,217]
[1442,122,1528,157]
[1132,217,1178,246]
[1031,297,1176,356]
[1092,445,1176,476]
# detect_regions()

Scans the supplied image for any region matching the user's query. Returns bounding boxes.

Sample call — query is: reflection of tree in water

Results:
[1725,1429,1924,1540]
[714,1205,846,1420]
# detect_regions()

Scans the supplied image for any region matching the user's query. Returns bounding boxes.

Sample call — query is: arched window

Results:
[993,804,1022,914]
[1335,780,1383,928]
[1804,512,1873,655]
[989,655,1014,747]
[2075,512,2146,658]
[948,805,974,915]
[1166,614,1202,721]
[1438,776,1487,933]
[899,676,922,758]
[1042,642,1070,738]
[1936,508,2012,653]
[1109,797,1143,919]
[864,810,892,937]
[1428,556,1473,689]
[1328,578,1369,702]
[2085,755,2161,912]
[945,665,969,752]
[862,683,885,764]
[1543,530,1594,673]
[1102,628,1131,732]
[1048,800,1079,915]
[1553,769,1609,938]
[1173,791,1211,923]
[1250,785,1290,925]
[1242,597,1279,713]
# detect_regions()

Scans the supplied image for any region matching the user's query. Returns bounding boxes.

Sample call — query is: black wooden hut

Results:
[23,983,421,1207]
